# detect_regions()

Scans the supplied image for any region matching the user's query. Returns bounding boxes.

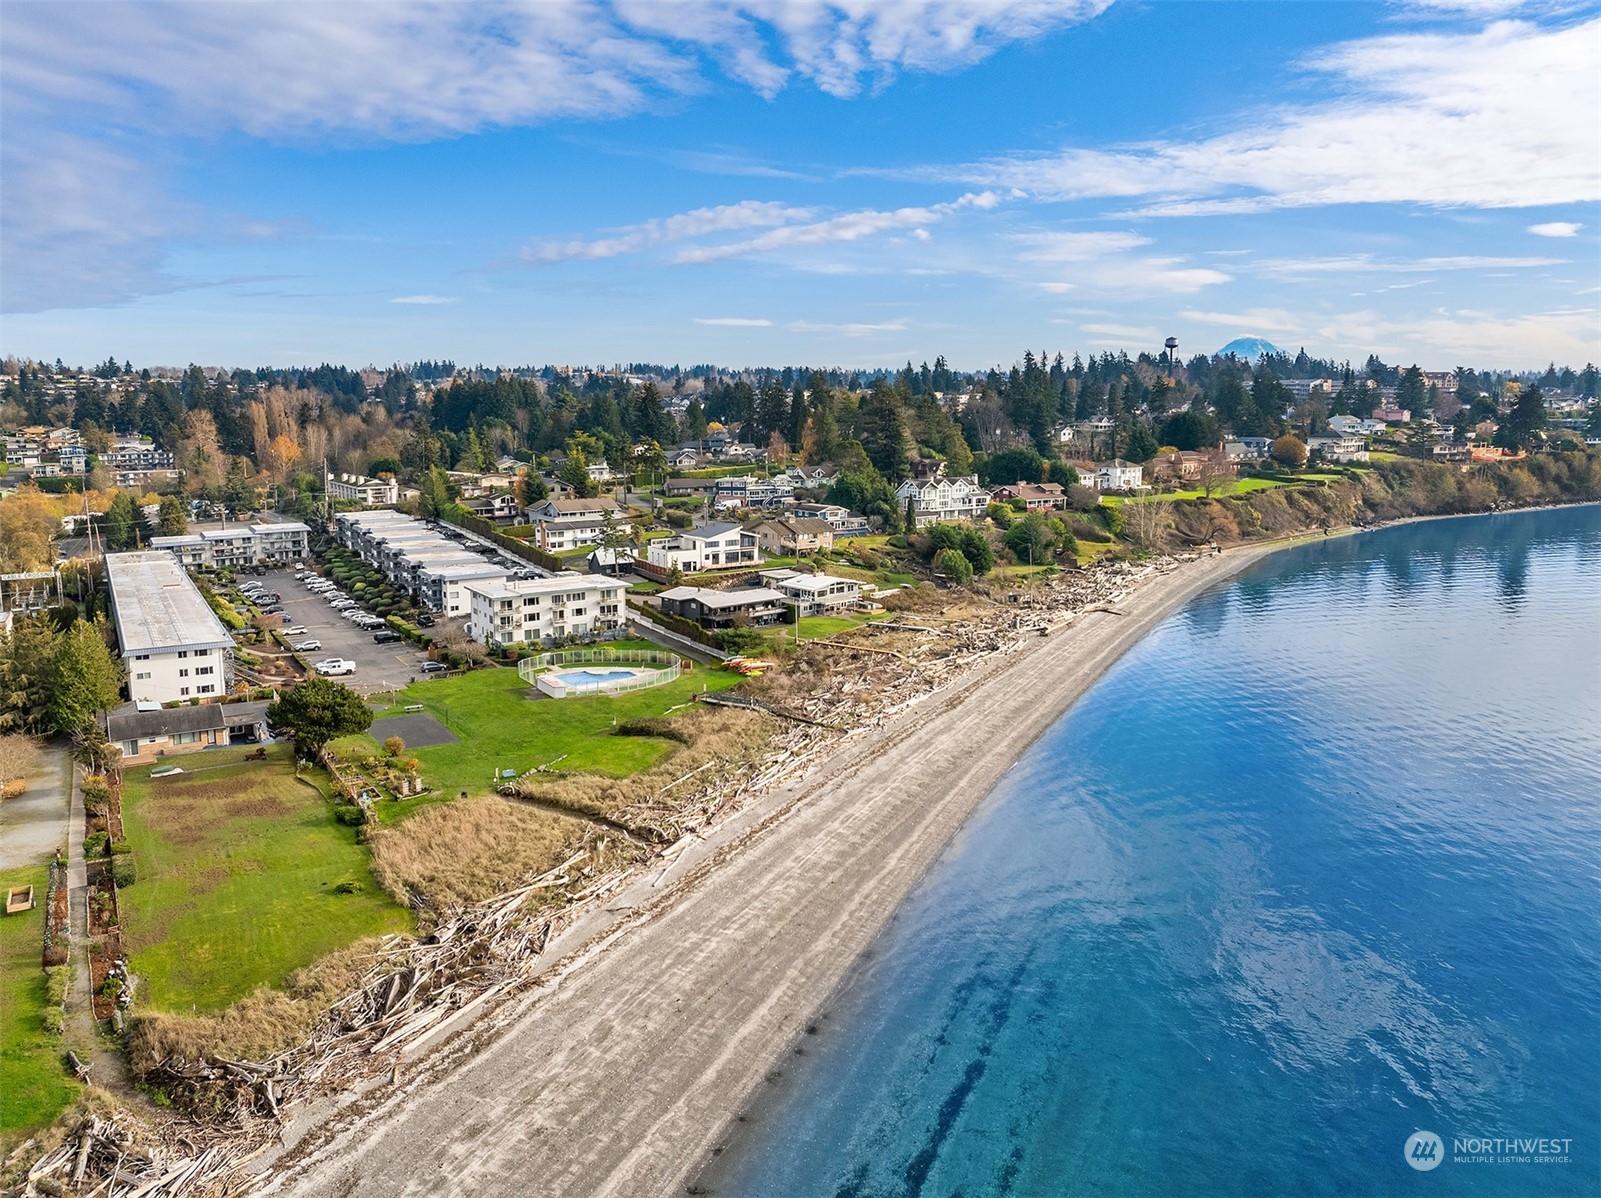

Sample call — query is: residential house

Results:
[989,481,1067,511]
[1374,408,1412,424]
[1306,434,1370,463]
[461,492,523,523]
[656,585,787,627]
[760,570,862,617]
[785,502,867,535]
[104,700,270,766]
[1152,449,1236,484]
[713,475,793,512]
[646,522,759,573]
[1095,460,1145,492]
[753,517,834,555]
[1223,438,1273,461]
[1328,415,1387,437]
[525,496,622,552]
[895,475,989,528]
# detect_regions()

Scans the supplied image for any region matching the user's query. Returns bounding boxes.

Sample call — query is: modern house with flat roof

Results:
[656,585,787,628]
[105,550,234,704]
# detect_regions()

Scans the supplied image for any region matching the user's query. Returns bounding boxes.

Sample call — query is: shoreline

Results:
[266,542,1282,1197]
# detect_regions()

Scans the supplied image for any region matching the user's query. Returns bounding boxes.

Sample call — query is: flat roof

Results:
[658,585,785,609]
[105,551,233,656]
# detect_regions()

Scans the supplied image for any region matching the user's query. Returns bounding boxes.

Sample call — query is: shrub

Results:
[986,501,1014,529]
[45,965,68,1007]
[383,736,406,757]
[331,879,363,895]
[614,718,692,744]
[83,831,109,857]
[110,839,132,856]
[111,855,137,888]
[332,804,367,827]
[934,547,973,585]
[42,1007,63,1035]
[2,778,26,800]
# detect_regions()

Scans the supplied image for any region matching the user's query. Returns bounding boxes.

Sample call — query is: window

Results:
[134,671,151,681]
[177,650,188,659]
[174,731,202,745]
[194,649,209,658]
[134,653,149,661]
[180,687,191,696]
[196,666,213,676]
[198,685,214,695]
[178,668,189,678]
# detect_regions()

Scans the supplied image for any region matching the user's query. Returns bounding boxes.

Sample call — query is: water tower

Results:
[1163,336,1179,373]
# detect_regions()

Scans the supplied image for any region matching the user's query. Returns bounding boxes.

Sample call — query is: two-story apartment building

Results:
[105,551,234,704]
[895,475,989,528]
[334,510,509,615]
[463,574,625,648]
[151,521,311,569]
[646,522,759,573]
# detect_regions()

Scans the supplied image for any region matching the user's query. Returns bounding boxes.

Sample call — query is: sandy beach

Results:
[263,544,1276,1198]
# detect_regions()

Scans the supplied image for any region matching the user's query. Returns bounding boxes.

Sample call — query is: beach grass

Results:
[0,863,76,1151]
[339,657,743,806]
[118,745,411,1013]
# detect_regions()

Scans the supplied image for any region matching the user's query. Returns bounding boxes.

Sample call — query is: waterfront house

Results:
[656,585,787,627]
[646,522,760,573]
[895,475,989,528]
[753,517,834,555]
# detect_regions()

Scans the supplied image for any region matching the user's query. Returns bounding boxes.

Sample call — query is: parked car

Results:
[256,593,280,604]
[419,661,449,674]
[314,658,356,677]
[292,639,322,652]
[415,614,436,627]
[260,606,285,616]
[282,626,308,636]
[372,630,402,644]
[329,599,355,610]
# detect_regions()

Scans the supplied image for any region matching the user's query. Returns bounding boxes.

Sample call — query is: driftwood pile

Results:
[15,1114,262,1198]
[18,556,1193,1194]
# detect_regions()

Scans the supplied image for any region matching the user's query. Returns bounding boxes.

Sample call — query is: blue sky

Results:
[2,1,1597,371]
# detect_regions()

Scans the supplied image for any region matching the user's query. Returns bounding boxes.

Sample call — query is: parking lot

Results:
[257,567,441,695]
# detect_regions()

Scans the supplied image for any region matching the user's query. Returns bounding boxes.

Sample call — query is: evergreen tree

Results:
[267,676,374,759]
[48,621,122,733]
[1495,386,1547,449]
[0,615,62,732]
[156,495,188,536]
[856,381,910,480]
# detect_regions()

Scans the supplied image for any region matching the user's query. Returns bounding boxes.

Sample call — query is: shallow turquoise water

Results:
[710,506,1601,1197]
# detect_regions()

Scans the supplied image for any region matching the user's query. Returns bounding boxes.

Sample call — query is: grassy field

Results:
[1109,476,1292,503]
[339,655,744,805]
[118,745,411,1013]
[0,864,76,1150]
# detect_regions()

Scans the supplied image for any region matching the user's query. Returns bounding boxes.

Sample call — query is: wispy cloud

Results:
[787,319,909,336]
[694,317,772,327]
[1527,221,1584,237]
[674,192,1002,264]
[1258,253,1564,277]
[937,18,1600,213]
[519,201,815,265]
[390,294,459,305]
[1179,308,1305,334]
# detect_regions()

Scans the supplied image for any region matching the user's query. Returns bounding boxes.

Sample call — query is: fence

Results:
[518,648,683,698]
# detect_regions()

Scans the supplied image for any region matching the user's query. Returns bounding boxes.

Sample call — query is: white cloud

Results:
[1527,221,1584,237]
[390,294,459,305]
[941,18,1601,213]
[1015,231,1152,262]
[787,319,909,336]
[0,1,1103,312]
[673,193,1002,263]
[1011,229,1231,297]
[520,201,814,265]
[694,317,773,327]
[1258,253,1564,277]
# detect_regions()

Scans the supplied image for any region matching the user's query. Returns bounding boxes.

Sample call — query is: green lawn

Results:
[1115,477,1292,502]
[0,864,76,1150]
[338,654,743,804]
[118,745,411,1013]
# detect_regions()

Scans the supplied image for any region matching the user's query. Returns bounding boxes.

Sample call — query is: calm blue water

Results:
[711,506,1601,1198]
[560,669,637,683]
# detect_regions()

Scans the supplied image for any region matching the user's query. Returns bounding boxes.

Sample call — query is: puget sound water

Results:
[708,505,1601,1197]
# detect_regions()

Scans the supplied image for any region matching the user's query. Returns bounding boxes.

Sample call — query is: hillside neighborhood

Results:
[0,350,1597,1191]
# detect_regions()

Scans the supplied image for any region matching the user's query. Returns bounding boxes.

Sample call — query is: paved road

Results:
[268,551,1263,1198]
[0,739,70,869]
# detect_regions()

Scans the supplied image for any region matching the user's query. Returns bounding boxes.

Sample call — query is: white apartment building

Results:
[646,522,759,573]
[151,521,311,569]
[464,574,625,648]
[335,510,510,615]
[105,551,234,704]
[895,476,989,528]
[326,472,400,506]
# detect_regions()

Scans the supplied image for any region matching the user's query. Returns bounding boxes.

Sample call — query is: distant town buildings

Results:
[151,520,310,569]
[326,472,400,507]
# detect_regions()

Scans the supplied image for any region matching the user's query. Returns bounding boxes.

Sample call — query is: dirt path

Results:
[265,549,1272,1198]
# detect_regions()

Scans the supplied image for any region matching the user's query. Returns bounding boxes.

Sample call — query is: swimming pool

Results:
[521,650,684,698]
[556,669,641,684]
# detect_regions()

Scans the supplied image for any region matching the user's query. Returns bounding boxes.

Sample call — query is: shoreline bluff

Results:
[265,543,1276,1198]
